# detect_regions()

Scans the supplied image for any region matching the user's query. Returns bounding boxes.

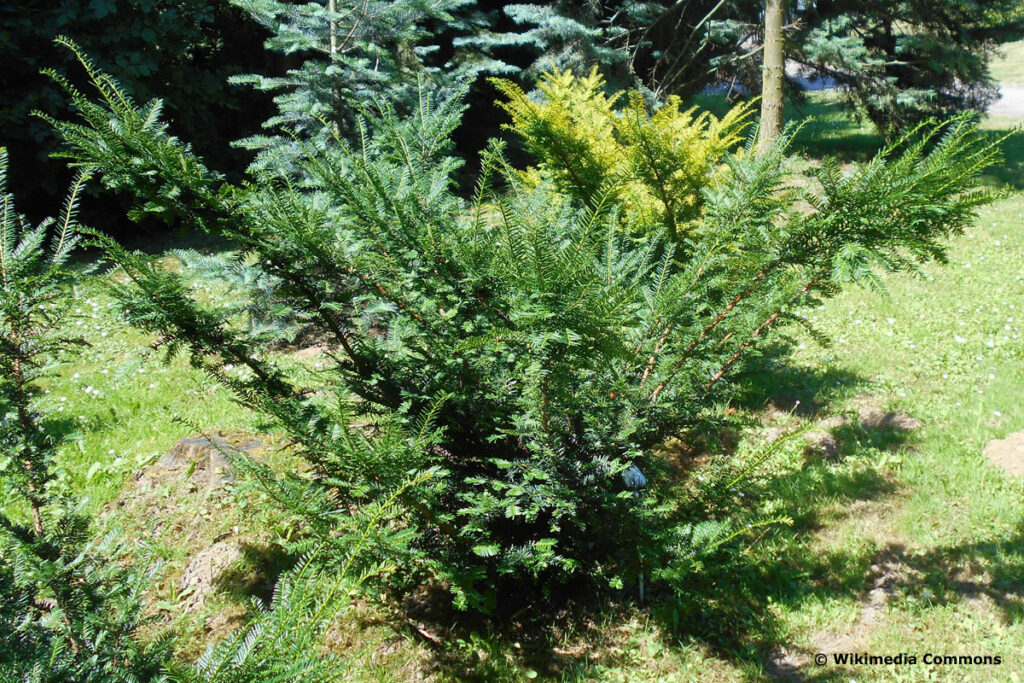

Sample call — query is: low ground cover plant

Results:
[40,39,1007,616]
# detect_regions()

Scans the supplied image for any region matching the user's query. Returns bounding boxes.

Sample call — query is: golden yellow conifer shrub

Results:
[493,68,754,241]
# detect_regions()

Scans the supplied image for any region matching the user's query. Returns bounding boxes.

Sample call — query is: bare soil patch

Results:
[984,431,1024,476]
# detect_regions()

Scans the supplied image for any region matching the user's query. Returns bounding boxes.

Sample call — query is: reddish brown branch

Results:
[646,263,778,401]
[704,279,818,390]
[639,324,674,387]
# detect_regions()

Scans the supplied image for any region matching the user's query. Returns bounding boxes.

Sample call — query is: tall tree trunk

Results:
[328,0,340,136]
[757,0,787,155]
[328,0,339,54]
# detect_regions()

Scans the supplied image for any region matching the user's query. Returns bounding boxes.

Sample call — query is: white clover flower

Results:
[955,335,966,343]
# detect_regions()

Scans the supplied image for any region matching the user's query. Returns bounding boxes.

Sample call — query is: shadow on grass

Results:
[978,124,1024,190]
[728,347,866,417]
[214,541,296,606]
[690,91,885,163]
[877,524,1024,626]
[692,90,1023,183]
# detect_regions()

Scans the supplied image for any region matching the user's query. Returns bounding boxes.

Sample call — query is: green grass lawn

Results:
[24,78,1024,682]
[742,190,1024,681]
[992,40,1024,88]
[27,273,264,516]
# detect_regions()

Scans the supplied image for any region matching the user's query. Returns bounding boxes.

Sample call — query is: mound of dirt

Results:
[180,540,245,610]
[803,415,850,460]
[984,432,1024,476]
[105,434,272,616]
[803,430,840,460]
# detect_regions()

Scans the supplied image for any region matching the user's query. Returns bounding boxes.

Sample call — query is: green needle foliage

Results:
[170,248,304,347]
[45,38,1009,612]
[165,470,439,683]
[0,148,169,682]
[228,0,476,172]
[0,139,455,677]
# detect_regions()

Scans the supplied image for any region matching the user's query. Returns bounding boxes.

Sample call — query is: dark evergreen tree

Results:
[792,0,1024,134]
[229,0,491,172]
[0,0,273,223]
[484,1,1024,134]
[466,1,751,96]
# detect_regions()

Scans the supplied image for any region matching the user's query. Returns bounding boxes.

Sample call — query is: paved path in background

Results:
[990,86,1024,118]
[711,62,1024,119]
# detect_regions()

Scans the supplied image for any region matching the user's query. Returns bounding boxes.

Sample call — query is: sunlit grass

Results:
[991,40,1024,88]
